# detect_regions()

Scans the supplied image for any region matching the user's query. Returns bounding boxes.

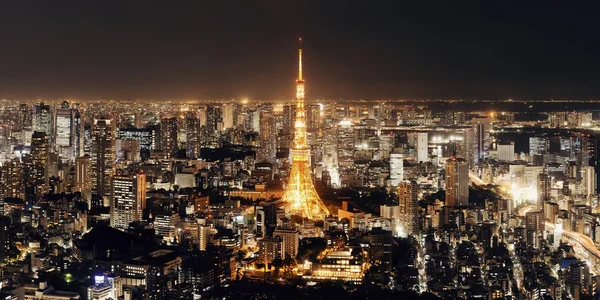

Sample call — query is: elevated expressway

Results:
[471,172,600,273]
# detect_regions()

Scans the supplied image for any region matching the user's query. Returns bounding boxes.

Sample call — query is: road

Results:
[517,204,600,267]
[469,172,486,186]
[473,173,600,275]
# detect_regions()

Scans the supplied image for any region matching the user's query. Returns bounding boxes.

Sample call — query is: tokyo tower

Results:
[281,38,330,220]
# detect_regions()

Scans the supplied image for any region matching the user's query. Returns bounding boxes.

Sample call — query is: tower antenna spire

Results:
[298,37,303,81]
[283,37,329,220]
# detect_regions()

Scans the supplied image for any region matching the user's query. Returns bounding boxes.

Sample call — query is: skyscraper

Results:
[75,155,92,206]
[281,39,329,219]
[222,103,238,130]
[282,104,296,136]
[337,120,354,170]
[581,166,595,207]
[416,132,428,163]
[306,104,321,133]
[537,172,550,219]
[91,117,116,196]
[472,118,491,166]
[160,117,178,159]
[54,102,80,162]
[445,156,469,207]
[257,104,276,163]
[398,180,419,236]
[73,109,84,159]
[0,158,23,200]
[30,131,49,197]
[389,153,404,186]
[33,102,52,137]
[110,170,147,229]
[205,105,221,135]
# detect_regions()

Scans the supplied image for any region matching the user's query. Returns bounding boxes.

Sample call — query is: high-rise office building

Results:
[160,117,178,159]
[54,102,81,162]
[30,131,49,197]
[380,205,401,236]
[305,104,320,132]
[75,156,92,206]
[416,132,428,163]
[445,157,469,207]
[337,120,354,170]
[205,105,221,135]
[184,112,200,158]
[497,142,515,162]
[55,105,73,161]
[526,211,543,249]
[221,103,238,130]
[198,225,211,251]
[472,118,491,166]
[33,103,52,137]
[19,103,32,129]
[273,227,300,258]
[529,137,549,157]
[110,171,147,229]
[582,166,595,206]
[118,127,155,160]
[398,180,419,236]
[0,158,23,200]
[154,211,179,244]
[258,237,283,264]
[73,110,84,159]
[91,117,116,196]
[257,104,276,163]
[461,127,475,168]
[389,154,404,186]
[367,228,393,273]
[282,105,296,136]
[537,172,550,232]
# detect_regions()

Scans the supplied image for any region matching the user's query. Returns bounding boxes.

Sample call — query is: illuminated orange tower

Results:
[282,38,329,219]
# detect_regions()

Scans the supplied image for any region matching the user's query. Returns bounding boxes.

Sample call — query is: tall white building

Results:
[380,205,401,237]
[582,166,595,206]
[110,171,146,229]
[417,132,428,163]
[337,120,355,170]
[55,107,74,161]
[390,154,404,186]
[222,103,237,129]
[497,142,515,162]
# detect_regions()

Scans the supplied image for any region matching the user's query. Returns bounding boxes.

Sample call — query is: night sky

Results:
[0,1,598,101]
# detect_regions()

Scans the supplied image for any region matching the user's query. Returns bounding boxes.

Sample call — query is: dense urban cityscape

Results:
[3,2,600,299]
[0,38,598,299]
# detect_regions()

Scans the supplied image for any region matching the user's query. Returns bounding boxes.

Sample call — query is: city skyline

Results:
[1,3,600,300]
